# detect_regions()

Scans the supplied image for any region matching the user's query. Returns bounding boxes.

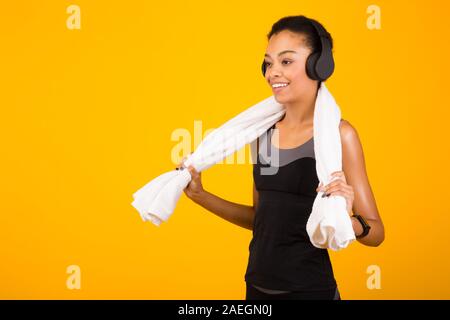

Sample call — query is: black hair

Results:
[266,15,334,88]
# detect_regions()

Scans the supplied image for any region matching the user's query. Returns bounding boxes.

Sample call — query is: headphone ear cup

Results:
[306,52,320,80]
[316,52,335,81]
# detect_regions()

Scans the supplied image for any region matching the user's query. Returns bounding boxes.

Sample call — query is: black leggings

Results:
[246,283,341,300]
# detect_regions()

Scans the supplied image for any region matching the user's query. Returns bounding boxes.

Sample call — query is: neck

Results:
[281,87,318,129]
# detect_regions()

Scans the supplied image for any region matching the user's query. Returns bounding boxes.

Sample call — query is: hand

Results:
[176,155,204,200]
[316,171,354,216]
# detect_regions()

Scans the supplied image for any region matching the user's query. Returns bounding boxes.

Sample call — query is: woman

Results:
[177,15,385,300]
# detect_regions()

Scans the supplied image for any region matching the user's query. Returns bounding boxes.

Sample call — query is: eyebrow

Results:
[264,50,298,59]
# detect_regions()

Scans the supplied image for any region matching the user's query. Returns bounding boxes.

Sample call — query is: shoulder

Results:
[339,118,360,146]
[339,119,365,167]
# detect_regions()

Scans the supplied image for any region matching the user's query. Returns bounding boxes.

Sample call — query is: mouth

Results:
[271,83,289,94]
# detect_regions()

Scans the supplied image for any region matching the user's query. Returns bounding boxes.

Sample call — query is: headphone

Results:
[261,18,335,81]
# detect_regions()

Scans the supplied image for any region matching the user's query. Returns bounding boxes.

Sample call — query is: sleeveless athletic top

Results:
[245,121,338,293]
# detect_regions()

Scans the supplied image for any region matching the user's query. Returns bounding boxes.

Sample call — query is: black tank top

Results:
[245,123,337,292]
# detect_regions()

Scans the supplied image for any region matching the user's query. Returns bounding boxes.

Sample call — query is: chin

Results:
[274,94,291,105]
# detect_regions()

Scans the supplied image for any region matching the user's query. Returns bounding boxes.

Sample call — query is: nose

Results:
[266,64,282,81]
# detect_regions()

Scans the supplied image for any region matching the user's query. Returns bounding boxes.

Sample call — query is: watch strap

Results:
[353,214,371,238]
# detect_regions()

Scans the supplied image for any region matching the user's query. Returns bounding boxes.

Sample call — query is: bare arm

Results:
[189,182,258,231]
[179,157,258,230]
[340,120,385,247]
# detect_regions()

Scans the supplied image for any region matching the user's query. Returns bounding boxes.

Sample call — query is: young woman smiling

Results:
[177,15,385,300]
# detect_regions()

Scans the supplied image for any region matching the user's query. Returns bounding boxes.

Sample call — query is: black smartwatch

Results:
[352,214,371,239]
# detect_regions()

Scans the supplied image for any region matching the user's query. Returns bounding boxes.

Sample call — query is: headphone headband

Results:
[308,19,330,39]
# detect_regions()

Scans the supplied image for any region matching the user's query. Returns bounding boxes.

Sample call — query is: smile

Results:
[272,83,289,93]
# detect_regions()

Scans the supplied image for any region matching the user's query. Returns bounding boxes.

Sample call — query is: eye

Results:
[263,60,292,68]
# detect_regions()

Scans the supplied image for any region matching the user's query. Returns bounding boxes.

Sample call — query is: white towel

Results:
[131,83,356,251]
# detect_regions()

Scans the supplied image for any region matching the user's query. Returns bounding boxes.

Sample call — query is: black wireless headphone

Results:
[261,18,335,81]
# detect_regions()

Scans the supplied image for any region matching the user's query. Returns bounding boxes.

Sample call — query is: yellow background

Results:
[1,0,449,299]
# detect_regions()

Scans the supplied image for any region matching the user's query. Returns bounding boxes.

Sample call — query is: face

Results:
[263,30,318,104]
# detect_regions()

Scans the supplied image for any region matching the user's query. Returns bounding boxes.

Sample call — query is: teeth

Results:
[272,83,289,88]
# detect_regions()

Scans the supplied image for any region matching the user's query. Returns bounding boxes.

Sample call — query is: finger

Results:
[330,171,345,181]
[177,161,187,170]
[187,165,198,178]
[176,158,186,170]
[330,176,345,185]
[331,171,346,183]
[325,184,351,195]
[323,179,345,191]
[327,191,349,199]
[324,186,341,195]
[331,189,350,197]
